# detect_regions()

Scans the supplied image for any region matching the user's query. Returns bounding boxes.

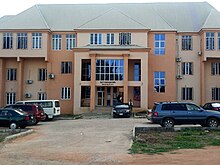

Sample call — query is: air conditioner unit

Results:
[48,73,55,79]
[176,75,183,79]
[176,57,182,62]
[198,51,202,56]
[24,93,31,98]
[26,80,33,84]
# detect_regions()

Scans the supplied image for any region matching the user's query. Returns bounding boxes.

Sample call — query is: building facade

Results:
[0,2,220,114]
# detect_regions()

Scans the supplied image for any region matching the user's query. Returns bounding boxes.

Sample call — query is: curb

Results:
[3,129,34,142]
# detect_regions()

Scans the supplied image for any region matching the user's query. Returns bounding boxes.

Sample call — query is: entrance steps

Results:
[82,107,112,119]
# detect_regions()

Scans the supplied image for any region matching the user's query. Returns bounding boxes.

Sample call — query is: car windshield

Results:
[115,105,129,109]
[14,109,27,115]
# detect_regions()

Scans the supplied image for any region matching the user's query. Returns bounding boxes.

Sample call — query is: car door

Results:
[0,111,10,127]
[186,103,206,124]
[168,103,188,124]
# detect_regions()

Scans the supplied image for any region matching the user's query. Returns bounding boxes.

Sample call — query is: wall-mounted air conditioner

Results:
[24,93,31,98]
[176,75,183,79]
[26,80,33,84]
[48,73,55,79]
[176,57,182,62]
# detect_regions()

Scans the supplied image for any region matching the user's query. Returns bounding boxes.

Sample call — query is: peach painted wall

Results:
[148,32,176,109]
[176,34,201,105]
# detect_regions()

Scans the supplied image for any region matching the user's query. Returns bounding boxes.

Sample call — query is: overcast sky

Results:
[0,0,219,18]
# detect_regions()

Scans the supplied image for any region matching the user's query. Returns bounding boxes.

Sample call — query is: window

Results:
[90,33,102,45]
[182,35,192,50]
[6,68,17,81]
[182,87,193,100]
[212,88,220,100]
[106,33,114,45]
[6,92,16,105]
[52,34,62,50]
[211,62,220,75]
[218,33,220,50]
[119,32,131,45]
[134,63,141,81]
[206,32,215,50]
[32,33,42,49]
[61,62,72,74]
[81,60,91,81]
[38,68,47,81]
[182,62,193,75]
[3,32,13,49]
[38,92,47,100]
[96,59,124,81]
[61,87,71,99]
[66,34,76,50]
[154,72,165,93]
[81,86,90,107]
[162,104,187,110]
[154,34,165,55]
[17,33,27,49]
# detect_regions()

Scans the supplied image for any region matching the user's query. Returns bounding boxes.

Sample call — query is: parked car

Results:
[5,104,46,125]
[112,104,131,118]
[203,102,220,111]
[0,108,30,129]
[150,102,220,128]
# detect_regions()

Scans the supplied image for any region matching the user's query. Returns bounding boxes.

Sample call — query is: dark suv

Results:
[150,102,220,128]
[5,104,46,125]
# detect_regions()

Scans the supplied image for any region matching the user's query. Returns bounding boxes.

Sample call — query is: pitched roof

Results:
[0,2,218,32]
[202,9,220,29]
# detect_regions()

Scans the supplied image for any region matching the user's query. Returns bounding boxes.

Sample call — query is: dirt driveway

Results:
[0,118,220,165]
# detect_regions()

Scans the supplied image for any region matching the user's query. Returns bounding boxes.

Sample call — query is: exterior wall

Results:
[205,59,220,102]
[46,32,74,114]
[77,31,148,47]
[148,31,176,109]
[176,34,201,105]
[202,30,220,61]
[0,31,49,60]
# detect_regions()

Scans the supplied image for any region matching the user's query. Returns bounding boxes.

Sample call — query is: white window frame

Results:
[106,33,114,45]
[52,34,62,50]
[38,92,47,100]
[3,32,13,49]
[66,34,76,50]
[206,32,215,50]
[119,32,131,45]
[38,68,47,81]
[211,63,220,75]
[32,33,42,49]
[17,33,27,49]
[6,92,16,105]
[90,33,102,45]
[61,62,72,74]
[61,87,71,100]
[154,34,165,55]
[182,35,192,50]
[182,87,193,100]
[154,71,166,93]
[212,88,220,100]
[182,62,193,75]
[6,68,17,81]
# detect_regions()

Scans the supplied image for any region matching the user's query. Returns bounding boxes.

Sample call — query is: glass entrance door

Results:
[97,91,104,106]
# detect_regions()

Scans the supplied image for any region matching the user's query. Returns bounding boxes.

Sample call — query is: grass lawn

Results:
[130,128,220,154]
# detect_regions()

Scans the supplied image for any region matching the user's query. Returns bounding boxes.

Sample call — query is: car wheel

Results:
[32,117,38,125]
[162,118,174,128]
[207,118,219,128]
[9,122,17,129]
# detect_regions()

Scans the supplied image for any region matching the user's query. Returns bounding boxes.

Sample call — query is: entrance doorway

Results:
[97,91,104,106]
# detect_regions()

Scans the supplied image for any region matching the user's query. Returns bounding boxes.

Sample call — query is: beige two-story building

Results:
[0,2,220,114]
